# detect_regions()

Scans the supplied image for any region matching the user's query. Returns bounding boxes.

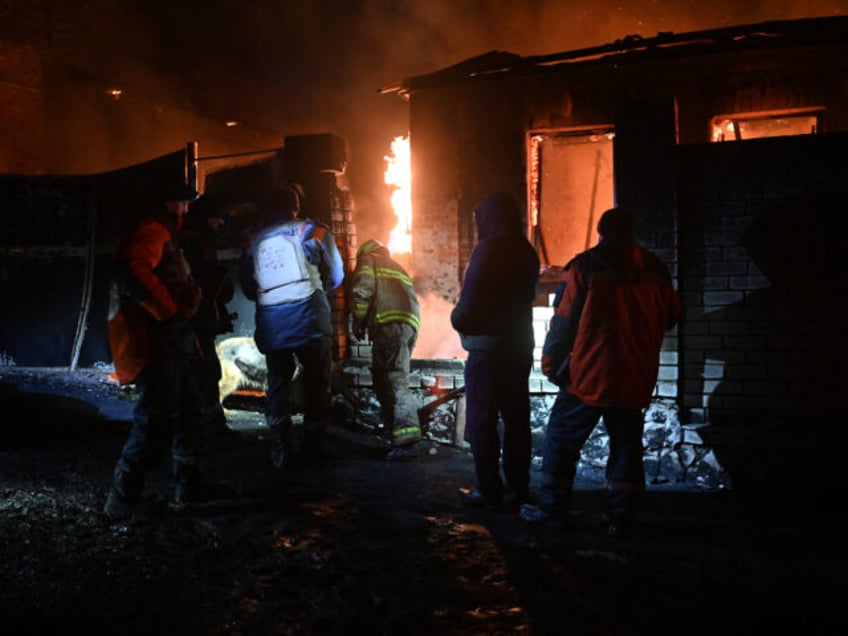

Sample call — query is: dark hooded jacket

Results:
[450,192,540,353]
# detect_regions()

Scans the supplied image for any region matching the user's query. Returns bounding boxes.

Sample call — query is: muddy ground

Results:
[0,367,842,635]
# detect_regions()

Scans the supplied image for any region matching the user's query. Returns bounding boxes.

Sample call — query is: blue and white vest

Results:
[252,221,322,306]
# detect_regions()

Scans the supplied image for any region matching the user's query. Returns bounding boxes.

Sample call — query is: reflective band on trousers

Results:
[392,425,421,445]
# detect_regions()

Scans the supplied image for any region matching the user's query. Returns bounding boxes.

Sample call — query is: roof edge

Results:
[379,15,848,97]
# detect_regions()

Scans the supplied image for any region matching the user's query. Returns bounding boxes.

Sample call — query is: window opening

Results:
[711,109,822,142]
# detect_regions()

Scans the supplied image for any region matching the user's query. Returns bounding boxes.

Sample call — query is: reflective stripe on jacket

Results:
[351,246,420,333]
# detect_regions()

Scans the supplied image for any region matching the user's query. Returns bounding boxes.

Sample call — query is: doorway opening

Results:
[527,128,615,269]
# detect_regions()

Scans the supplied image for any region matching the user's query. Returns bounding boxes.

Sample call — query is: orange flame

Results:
[384,135,412,255]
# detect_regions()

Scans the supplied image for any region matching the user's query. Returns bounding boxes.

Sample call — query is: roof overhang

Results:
[379,16,848,99]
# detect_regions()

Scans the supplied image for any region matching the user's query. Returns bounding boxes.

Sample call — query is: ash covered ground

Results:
[0,367,842,635]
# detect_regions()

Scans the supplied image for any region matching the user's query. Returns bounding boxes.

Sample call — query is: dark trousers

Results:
[265,335,332,433]
[464,349,533,502]
[192,335,227,438]
[539,391,645,522]
[193,335,222,410]
[113,356,204,498]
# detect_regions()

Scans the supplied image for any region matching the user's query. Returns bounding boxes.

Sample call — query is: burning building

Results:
[378,16,848,492]
[2,15,848,494]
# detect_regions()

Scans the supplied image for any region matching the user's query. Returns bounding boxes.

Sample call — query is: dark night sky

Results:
[3,0,846,226]
[60,1,844,122]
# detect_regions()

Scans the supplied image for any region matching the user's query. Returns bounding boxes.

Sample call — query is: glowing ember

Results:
[384,135,412,255]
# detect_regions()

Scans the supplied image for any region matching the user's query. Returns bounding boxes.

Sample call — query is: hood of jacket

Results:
[473,192,523,241]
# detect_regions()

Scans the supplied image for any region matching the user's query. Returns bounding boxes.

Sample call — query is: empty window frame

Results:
[711,109,823,142]
[527,128,615,268]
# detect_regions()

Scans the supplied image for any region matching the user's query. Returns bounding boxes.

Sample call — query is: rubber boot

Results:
[525,470,573,527]
[391,423,422,448]
[268,415,294,469]
[103,464,143,516]
[394,385,421,441]
[171,459,197,511]
[606,484,641,537]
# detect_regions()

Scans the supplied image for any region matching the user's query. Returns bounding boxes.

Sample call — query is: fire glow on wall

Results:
[384,135,412,262]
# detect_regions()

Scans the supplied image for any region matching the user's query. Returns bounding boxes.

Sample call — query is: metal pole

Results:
[69,179,98,371]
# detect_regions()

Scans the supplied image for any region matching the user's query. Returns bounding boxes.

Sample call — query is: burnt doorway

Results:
[527,128,615,269]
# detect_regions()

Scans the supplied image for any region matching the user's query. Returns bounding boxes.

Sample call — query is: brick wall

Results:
[410,193,462,300]
[678,133,848,425]
[329,184,356,363]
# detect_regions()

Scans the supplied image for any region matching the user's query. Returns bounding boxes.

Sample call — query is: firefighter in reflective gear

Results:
[350,239,422,451]
[239,185,345,468]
